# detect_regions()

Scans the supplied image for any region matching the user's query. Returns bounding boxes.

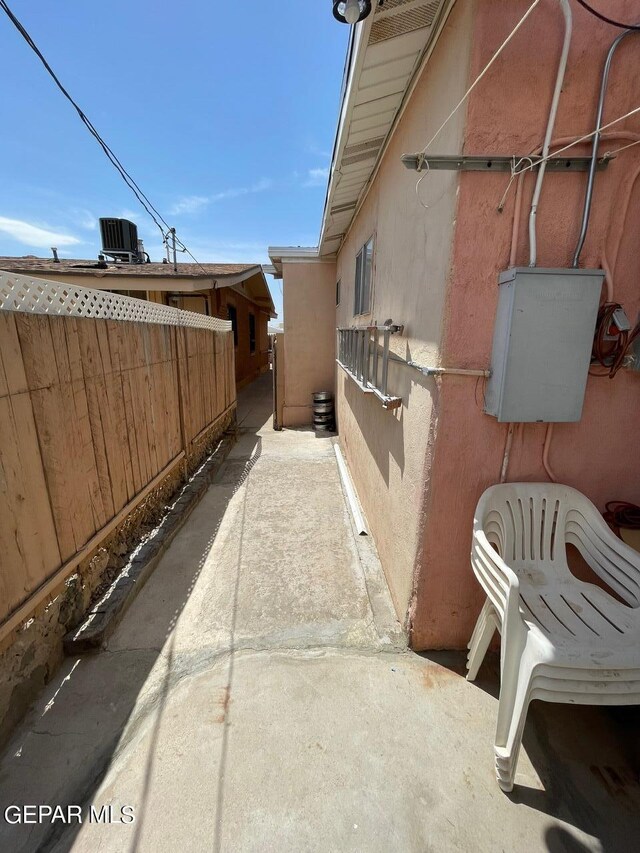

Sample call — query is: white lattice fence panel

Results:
[0,271,232,332]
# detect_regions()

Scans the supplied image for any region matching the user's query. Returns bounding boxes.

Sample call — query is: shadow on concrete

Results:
[0,374,274,853]
[421,650,640,853]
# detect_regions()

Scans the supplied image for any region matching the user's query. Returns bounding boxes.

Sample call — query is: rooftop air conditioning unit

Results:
[99,218,140,262]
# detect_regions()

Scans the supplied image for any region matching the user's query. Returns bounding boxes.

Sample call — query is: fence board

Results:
[64,318,108,531]
[78,321,117,524]
[0,393,61,612]
[0,314,28,398]
[121,352,143,495]
[0,309,235,631]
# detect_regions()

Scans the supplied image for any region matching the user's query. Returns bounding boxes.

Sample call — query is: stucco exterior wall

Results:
[334,0,475,619]
[274,333,285,429]
[220,289,270,389]
[281,261,337,427]
[412,0,640,648]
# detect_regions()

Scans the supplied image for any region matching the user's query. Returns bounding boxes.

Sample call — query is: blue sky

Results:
[0,1,348,318]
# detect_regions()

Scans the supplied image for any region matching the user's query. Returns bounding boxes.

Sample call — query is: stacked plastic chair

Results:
[468,483,640,792]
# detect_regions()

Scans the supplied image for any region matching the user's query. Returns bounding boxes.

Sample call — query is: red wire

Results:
[604,501,640,531]
[591,303,639,378]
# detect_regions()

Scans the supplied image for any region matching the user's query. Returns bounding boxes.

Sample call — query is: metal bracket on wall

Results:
[401,154,611,172]
[336,323,404,410]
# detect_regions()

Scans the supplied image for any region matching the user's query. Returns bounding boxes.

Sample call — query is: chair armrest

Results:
[472,528,523,628]
[473,528,521,592]
[565,499,640,606]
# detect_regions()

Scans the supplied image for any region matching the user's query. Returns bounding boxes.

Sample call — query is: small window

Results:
[336,279,341,307]
[249,313,256,354]
[354,236,373,315]
[227,304,238,347]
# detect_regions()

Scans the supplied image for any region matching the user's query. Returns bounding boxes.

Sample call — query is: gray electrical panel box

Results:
[484,267,603,423]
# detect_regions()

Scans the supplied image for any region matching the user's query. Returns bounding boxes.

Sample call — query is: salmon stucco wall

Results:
[335,0,475,620]
[411,0,640,649]
[219,289,270,389]
[282,261,337,426]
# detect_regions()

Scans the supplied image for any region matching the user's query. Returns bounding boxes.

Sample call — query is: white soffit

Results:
[319,0,454,256]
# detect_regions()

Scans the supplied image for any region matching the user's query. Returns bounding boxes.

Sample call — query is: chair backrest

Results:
[475,483,640,607]
[477,483,573,568]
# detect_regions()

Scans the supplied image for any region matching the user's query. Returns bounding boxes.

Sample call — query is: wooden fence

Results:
[0,306,235,638]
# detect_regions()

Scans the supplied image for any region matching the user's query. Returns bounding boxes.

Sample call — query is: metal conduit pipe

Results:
[528,0,573,267]
[387,353,490,377]
[500,423,516,483]
[542,423,558,482]
[406,362,491,378]
[572,26,640,268]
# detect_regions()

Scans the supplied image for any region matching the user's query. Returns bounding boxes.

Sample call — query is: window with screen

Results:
[354,236,373,315]
[249,313,256,354]
[227,304,238,347]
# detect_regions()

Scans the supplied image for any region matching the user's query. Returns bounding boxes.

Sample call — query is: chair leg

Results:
[468,599,490,651]
[494,660,533,792]
[466,600,497,682]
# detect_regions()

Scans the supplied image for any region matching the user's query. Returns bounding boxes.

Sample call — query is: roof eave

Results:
[318,15,375,257]
[318,0,457,258]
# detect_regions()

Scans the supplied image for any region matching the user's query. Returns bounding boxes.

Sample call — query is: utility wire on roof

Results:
[574,0,640,31]
[0,0,210,275]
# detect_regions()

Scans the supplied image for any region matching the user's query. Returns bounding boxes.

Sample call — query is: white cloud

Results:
[306,141,332,159]
[304,167,329,188]
[168,179,274,217]
[118,209,142,223]
[0,216,81,248]
[169,196,209,216]
[72,209,98,231]
[210,178,273,203]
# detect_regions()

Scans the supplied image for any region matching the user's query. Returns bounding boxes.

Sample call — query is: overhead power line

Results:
[0,0,208,272]
[574,0,640,31]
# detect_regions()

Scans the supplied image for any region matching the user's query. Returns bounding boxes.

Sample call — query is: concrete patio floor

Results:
[1,371,640,852]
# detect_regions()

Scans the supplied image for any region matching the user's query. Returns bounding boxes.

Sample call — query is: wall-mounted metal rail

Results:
[336,323,404,410]
[400,153,610,173]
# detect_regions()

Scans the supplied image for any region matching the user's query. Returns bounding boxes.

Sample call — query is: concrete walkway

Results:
[1,372,640,852]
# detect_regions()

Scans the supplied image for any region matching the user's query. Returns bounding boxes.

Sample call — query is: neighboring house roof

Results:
[319,0,455,257]
[0,256,277,317]
[0,256,258,280]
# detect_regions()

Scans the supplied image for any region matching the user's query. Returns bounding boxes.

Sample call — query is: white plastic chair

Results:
[468,483,640,792]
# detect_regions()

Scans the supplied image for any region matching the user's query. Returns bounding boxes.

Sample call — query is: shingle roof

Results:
[0,257,261,279]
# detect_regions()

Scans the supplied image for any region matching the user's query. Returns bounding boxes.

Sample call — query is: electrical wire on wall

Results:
[604,501,640,532]
[486,10,640,482]
[528,0,572,267]
[574,0,640,31]
[411,4,640,485]
[0,0,208,274]
[410,0,545,204]
[505,105,640,182]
